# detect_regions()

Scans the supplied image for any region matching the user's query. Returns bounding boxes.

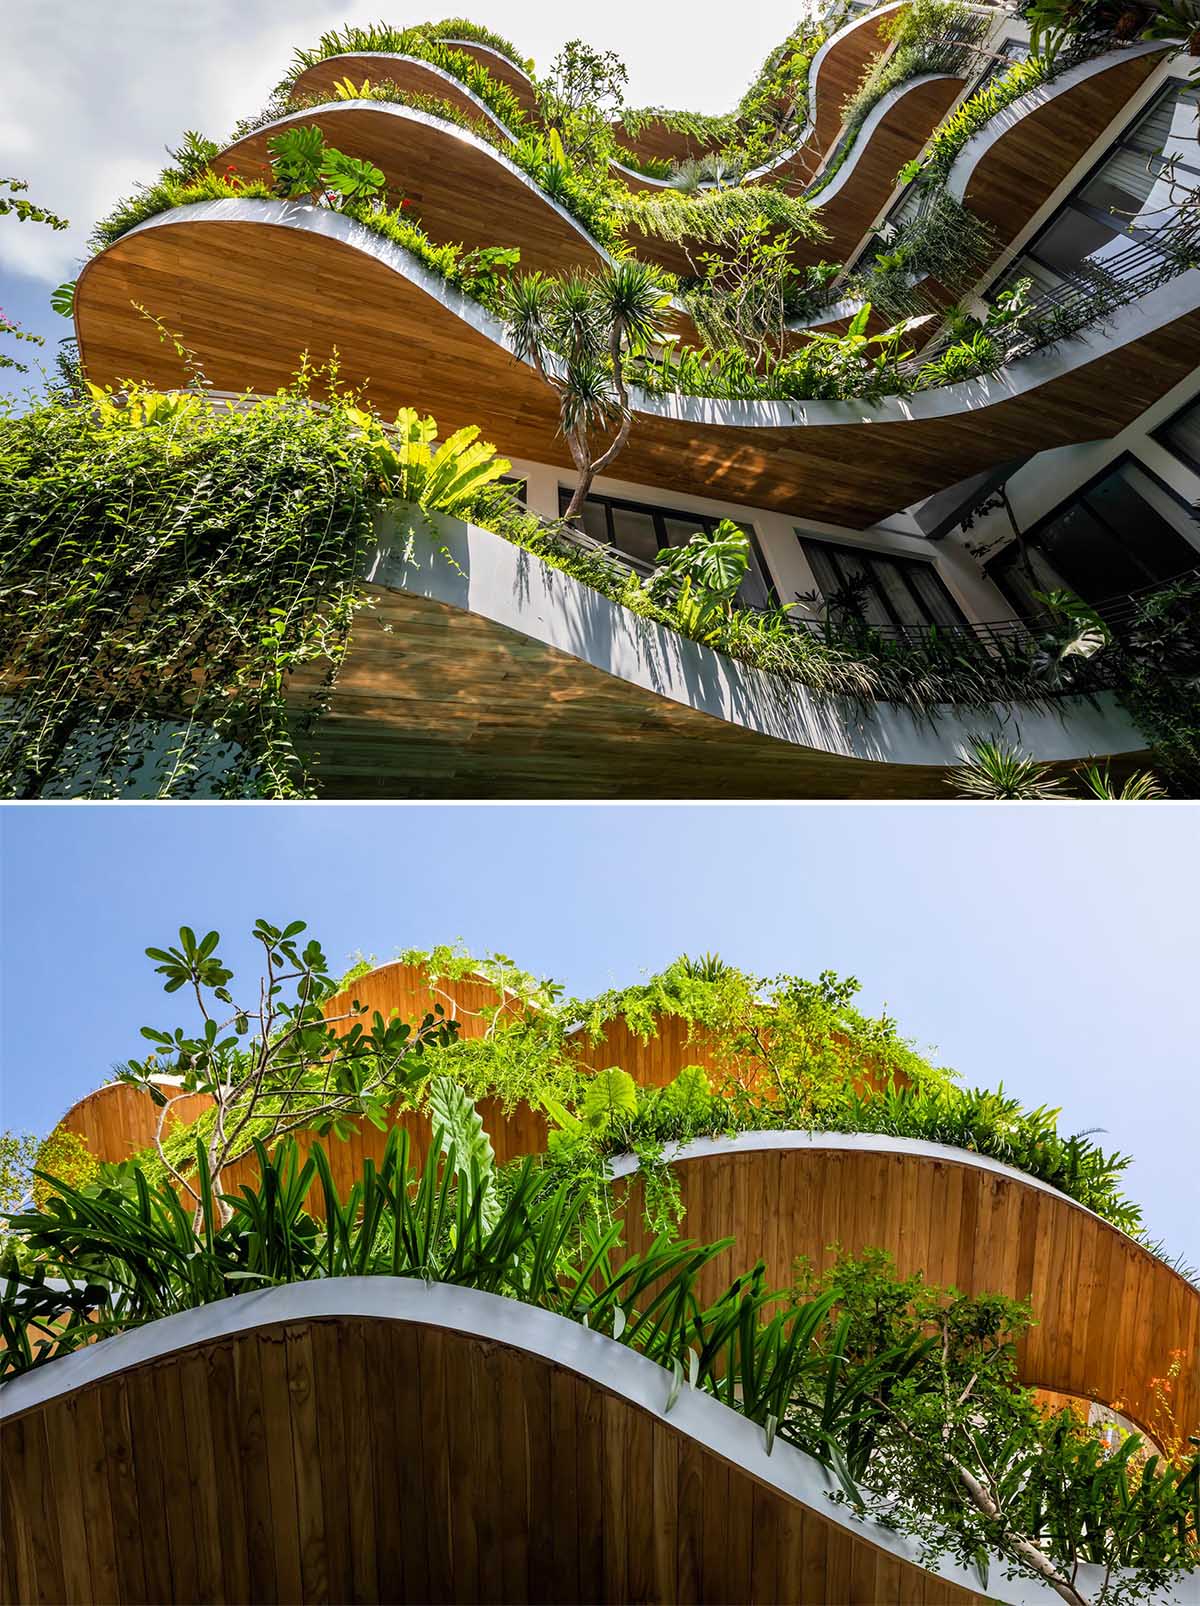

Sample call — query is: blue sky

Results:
[1,802,1196,1265]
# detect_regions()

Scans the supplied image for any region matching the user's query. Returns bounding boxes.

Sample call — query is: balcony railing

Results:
[536,505,1200,691]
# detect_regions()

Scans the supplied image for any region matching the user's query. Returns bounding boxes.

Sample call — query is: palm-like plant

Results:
[503,261,672,520]
[950,736,1068,800]
[1074,762,1168,800]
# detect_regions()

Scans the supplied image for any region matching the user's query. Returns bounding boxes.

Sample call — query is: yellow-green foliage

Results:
[32,1126,99,1210]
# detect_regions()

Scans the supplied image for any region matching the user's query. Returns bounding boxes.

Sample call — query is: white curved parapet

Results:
[0,1277,1178,1604]
[945,40,1173,204]
[605,1129,1126,1230]
[372,508,1147,769]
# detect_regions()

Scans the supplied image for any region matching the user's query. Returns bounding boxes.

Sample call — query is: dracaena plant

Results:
[503,260,673,519]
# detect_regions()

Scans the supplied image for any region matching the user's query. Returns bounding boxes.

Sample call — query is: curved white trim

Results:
[606,1129,1112,1229]
[368,508,1145,767]
[808,73,963,207]
[439,36,534,88]
[0,1278,1172,1604]
[95,199,1200,436]
[289,50,519,142]
[744,1,908,185]
[946,40,1172,203]
[226,101,614,270]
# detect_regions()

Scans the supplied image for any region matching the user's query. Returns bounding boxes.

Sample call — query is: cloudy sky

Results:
[2,0,801,399]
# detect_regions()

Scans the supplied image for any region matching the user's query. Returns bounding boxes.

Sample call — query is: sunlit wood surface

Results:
[74,210,1200,528]
[0,1311,992,1606]
[617,1144,1200,1441]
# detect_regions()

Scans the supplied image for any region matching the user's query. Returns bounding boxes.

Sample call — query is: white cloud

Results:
[3,0,792,295]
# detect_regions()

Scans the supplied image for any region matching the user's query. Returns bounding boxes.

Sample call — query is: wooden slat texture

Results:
[789,76,968,269]
[74,213,1200,528]
[290,53,512,127]
[46,964,1195,1447]
[286,584,1141,799]
[439,40,539,117]
[58,1080,211,1164]
[617,1147,1200,1441]
[223,106,607,280]
[963,50,1166,247]
[0,1316,991,1606]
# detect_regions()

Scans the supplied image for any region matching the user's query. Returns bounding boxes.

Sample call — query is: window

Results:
[797,536,967,630]
[993,80,1200,299]
[973,38,1032,99]
[558,487,776,607]
[1154,389,1200,475]
[985,458,1200,616]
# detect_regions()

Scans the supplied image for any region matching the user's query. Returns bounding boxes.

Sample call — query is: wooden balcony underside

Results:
[74,207,1200,527]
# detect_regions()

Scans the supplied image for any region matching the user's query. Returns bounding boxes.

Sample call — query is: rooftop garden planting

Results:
[2,923,1197,1606]
[21,925,1183,1253]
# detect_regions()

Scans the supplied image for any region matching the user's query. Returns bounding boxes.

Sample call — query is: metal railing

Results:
[902,211,1200,375]
[528,498,1199,672]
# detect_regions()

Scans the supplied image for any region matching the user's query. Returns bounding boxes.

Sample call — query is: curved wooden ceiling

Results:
[283,583,1143,799]
[789,74,968,269]
[0,1292,1001,1606]
[957,46,1169,245]
[439,36,539,114]
[221,105,608,280]
[288,51,513,134]
[73,205,1200,527]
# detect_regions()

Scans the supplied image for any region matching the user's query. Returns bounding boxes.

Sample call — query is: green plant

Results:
[503,260,672,518]
[535,39,628,171]
[950,736,1068,799]
[642,519,752,637]
[30,1127,99,1212]
[4,1134,1196,1602]
[1,179,69,374]
[120,918,459,1221]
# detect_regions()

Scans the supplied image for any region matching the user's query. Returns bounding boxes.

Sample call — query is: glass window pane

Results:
[904,563,967,627]
[660,515,706,548]
[1156,392,1200,473]
[1083,466,1199,588]
[1031,206,1121,275]
[608,505,660,565]
[868,556,924,626]
[575,498,609,545]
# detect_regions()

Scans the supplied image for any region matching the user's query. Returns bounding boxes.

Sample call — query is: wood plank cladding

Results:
[616,1146,1200,1441]
[439,39,539,116]
[288,585,1139,800]
[0,1315,990,1606]
[59,1080,212,1165]
[223,108,606,279]
[289,53,511,128]
[75,211,1200,527]
[788,76,968,270]
[963,50,1166,243]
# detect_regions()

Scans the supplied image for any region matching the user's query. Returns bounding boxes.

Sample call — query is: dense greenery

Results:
[97,927,1164,1246]
[3,1126,1197,1602]
[7,375,1186,798]
[0,384,517,798]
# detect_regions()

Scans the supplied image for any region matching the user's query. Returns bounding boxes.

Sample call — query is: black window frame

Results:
[990,78,1200,299]
[1152,386,1200,476]
[557,485,779,606]
[983,451,1200,613]
[796,534,969,629]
